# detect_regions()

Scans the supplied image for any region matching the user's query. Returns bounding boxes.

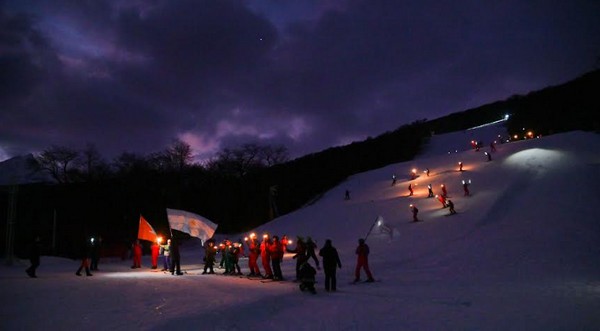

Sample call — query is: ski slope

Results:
[2,127,600,330]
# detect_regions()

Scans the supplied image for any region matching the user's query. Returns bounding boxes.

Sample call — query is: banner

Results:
[138,215,158,242]
[166,208,218,242]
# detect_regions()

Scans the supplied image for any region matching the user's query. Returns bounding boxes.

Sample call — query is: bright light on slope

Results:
[504,148,566,177]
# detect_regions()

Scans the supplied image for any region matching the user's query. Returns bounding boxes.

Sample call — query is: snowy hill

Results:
[2,128,599,330]
[0,154,51,185]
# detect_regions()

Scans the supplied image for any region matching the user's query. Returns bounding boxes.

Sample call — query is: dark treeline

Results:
[1,69,599,259]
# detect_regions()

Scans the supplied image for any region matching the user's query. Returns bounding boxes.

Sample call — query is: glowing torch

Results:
[157,236,163,244]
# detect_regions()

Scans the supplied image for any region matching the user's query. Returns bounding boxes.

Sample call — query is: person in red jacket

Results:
[441,184,448,198]
[246,233,262,277]
[150,239,160,269]
[436,194,447,208]
[131,240,142,269]
[260,234,273,279]
[269,235,285,280]
[354,238,374,283]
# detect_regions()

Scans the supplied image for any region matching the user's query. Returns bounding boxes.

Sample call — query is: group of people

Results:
[26,233,376,296]
[201,234,374,294]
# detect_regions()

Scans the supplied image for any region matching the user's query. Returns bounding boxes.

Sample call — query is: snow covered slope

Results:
[2,128,599,330]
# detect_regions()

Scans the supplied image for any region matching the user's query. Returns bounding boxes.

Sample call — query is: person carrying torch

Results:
[202,239,217,274]
[260,234,273,279]
[150,237,161,269]
[245,233,262,277]
[441,184,448,197]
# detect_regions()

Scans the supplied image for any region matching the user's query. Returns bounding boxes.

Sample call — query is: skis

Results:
[349,279,381,285]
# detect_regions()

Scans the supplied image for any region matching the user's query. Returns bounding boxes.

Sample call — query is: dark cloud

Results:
[1,0,599,161]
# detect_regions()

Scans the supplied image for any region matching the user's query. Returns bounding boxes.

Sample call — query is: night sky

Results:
[1,0,599,162]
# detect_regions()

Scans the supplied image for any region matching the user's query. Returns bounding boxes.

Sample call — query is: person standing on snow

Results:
[150,239,160,269]
[76,237,93,277]
[246,233,261,277]
[287,236,307,281]
[161,239,171,271]
[391,174,397,186]
[26,235,41,278]
[298,261,317,294]
[269,235,285,280]
[170,238,183,275]
[408,183,414,196]
[90,236,102,271]
[441,184,448,198]
[319,239,342,292]
[260,234,273,279]
[354,238,375,283]
[131,239,142,269]
[202,239,217,274]
[232,241,244,275]
[306,237,320,270]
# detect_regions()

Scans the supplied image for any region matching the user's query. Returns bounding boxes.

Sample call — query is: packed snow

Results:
[2,127,600,330]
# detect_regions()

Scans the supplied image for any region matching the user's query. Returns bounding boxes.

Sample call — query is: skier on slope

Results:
[354,238,375,283]
[463,180,471,196]
[441,184,448,197]
[410,204,419,222]
[408,183,414,196]
[447,200,456,214]
[436,194,447,208]
[427,184,434,197]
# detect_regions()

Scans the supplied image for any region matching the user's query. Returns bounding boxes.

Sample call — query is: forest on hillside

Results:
[1,69,598,258]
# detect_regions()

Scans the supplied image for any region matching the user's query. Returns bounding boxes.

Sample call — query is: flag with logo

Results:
[166,208,218,242]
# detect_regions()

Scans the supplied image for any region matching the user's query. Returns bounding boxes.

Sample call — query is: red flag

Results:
[138,215,157,242]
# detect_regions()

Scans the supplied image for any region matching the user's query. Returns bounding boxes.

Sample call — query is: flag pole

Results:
[364,216,380,242]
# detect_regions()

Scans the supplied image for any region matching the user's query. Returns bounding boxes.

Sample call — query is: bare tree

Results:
[112,152,149,175]
[166,139,194,171]
[78,143,109,181]
[207,143,289,176]
[260,145,289,166]
[34,146,80,184]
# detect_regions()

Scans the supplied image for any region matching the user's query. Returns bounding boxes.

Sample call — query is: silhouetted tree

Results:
[34,145,80,184]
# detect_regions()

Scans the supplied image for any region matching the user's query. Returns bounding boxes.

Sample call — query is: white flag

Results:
[166,208,218,242]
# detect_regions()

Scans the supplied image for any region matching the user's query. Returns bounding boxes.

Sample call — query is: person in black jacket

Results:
[26,235,41,278]
[170,239,183,275]
[318,239,342,292]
